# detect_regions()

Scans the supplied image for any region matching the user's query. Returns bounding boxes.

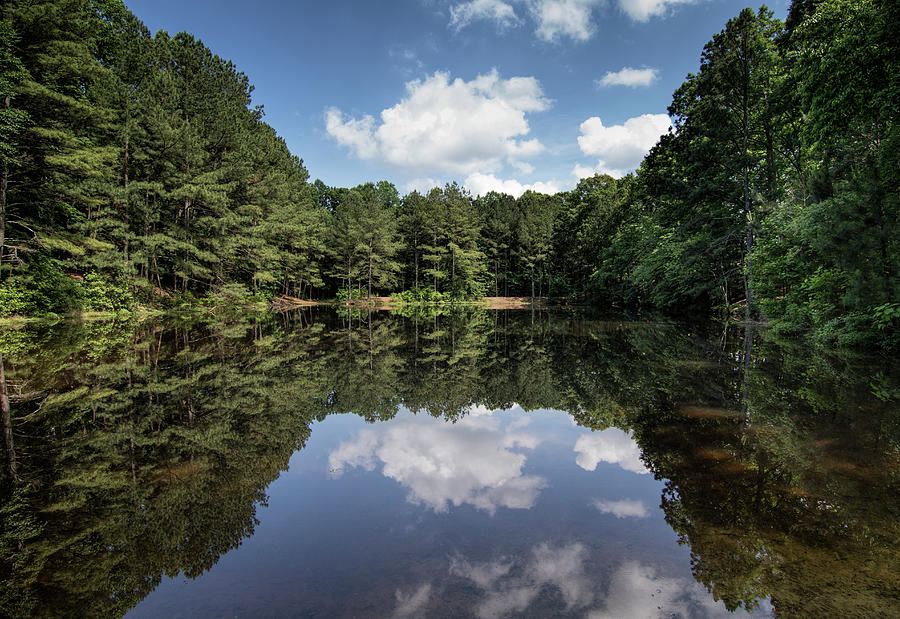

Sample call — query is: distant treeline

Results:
[0,0,896,347]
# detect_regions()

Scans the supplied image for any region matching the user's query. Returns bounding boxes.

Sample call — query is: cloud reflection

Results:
[574,428,650,474]
[593,498,649,518]
[450,543,594,619]
[393,582,432,618]
[329,412,546,514]
[588,561,746,619]
[451,545,764,618]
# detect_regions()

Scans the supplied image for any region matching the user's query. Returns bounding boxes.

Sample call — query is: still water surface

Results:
[0,309,896,617]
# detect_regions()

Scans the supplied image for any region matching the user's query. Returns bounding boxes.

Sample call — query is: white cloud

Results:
[511,160,535,174]
[329,413,546,514]
[593,498,649,518]
[464,172,564,198]
[597,67,659,88]
[574,428,650,474]
[575,113,672,177]
[325,109,379,159]
[529,0,602,42]
[403,177,443,194]
[326,70,549,177]
[616,0,696,22]
[449,0,696,41]
[450,0,521,30]
[393,583,432,618]
[451,543,594,619]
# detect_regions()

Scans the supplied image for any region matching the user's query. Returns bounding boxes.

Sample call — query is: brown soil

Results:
[676,405,744,420]
[272,295,327,308]
[480,296,545,308]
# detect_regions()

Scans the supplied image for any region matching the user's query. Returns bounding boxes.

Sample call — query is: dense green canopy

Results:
[1,0,897,350]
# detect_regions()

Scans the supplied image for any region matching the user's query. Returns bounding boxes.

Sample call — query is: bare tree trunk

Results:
[0,95,8,282]
[0,162,6,283]
[433,229,439,292]
[451,247,456,289]
[742,46,755,321]
[1,351,16,481]
[183,197,191,292]
[531,264,535,302]
[367,247,373,304]
[368,306,373,370]
[494,259,498,296]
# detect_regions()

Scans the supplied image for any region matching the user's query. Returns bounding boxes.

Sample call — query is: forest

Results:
[0,0,897,348]
[0,309,896,616]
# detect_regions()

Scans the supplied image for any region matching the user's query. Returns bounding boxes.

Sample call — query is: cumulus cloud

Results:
[597,67,659,88]
[616,0,697,22]
[403,177,443,194]
[450,0,697,40]
[450,0,521,30]
[575,113,672,177]
[329,413,546,514]
[326,70,549,176]
[593,498,649,518]
[574,428,650,474]
[529,0,602,42]
[464,172,564,198]
[451,543,594,619]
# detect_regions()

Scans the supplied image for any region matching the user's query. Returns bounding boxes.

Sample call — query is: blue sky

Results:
[125,0,790,197]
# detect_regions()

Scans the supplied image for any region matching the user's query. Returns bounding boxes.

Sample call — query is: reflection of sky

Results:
[594,498,649,518]
[392,582,432,618]
[574,427,651,475]
[451,543,595,618]
[443,544,770,619]
[130,408,772,618]
[329,409,546,514]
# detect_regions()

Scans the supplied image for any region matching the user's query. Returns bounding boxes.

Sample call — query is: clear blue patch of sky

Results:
[125,0,791,192]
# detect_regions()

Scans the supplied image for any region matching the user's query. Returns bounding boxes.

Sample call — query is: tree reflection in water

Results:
[0,308,897,617]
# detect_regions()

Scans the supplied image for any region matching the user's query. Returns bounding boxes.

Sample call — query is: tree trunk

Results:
[368,307,373,370]
[742,322,754,425]
[451,246,456,289]
[0,162,6,283]
[505,249,510,297]
[0,95,8,281]
[367,247,373,304]
[742,57,755,321]
[183,197,191,292]
[531,264,535,301]
[1,351,16,482]
[494,258,498,296]
[124,132,129,191]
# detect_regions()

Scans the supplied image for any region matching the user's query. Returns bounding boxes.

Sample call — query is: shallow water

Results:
[0,309,896,617]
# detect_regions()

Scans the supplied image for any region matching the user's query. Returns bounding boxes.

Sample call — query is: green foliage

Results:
[0,255,80,316]
[394,287,446,305]
[80,270,132,311]
[0,0,895,351]
[872,302,900,331]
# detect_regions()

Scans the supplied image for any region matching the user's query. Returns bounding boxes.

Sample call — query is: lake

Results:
[0,308,897,617]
